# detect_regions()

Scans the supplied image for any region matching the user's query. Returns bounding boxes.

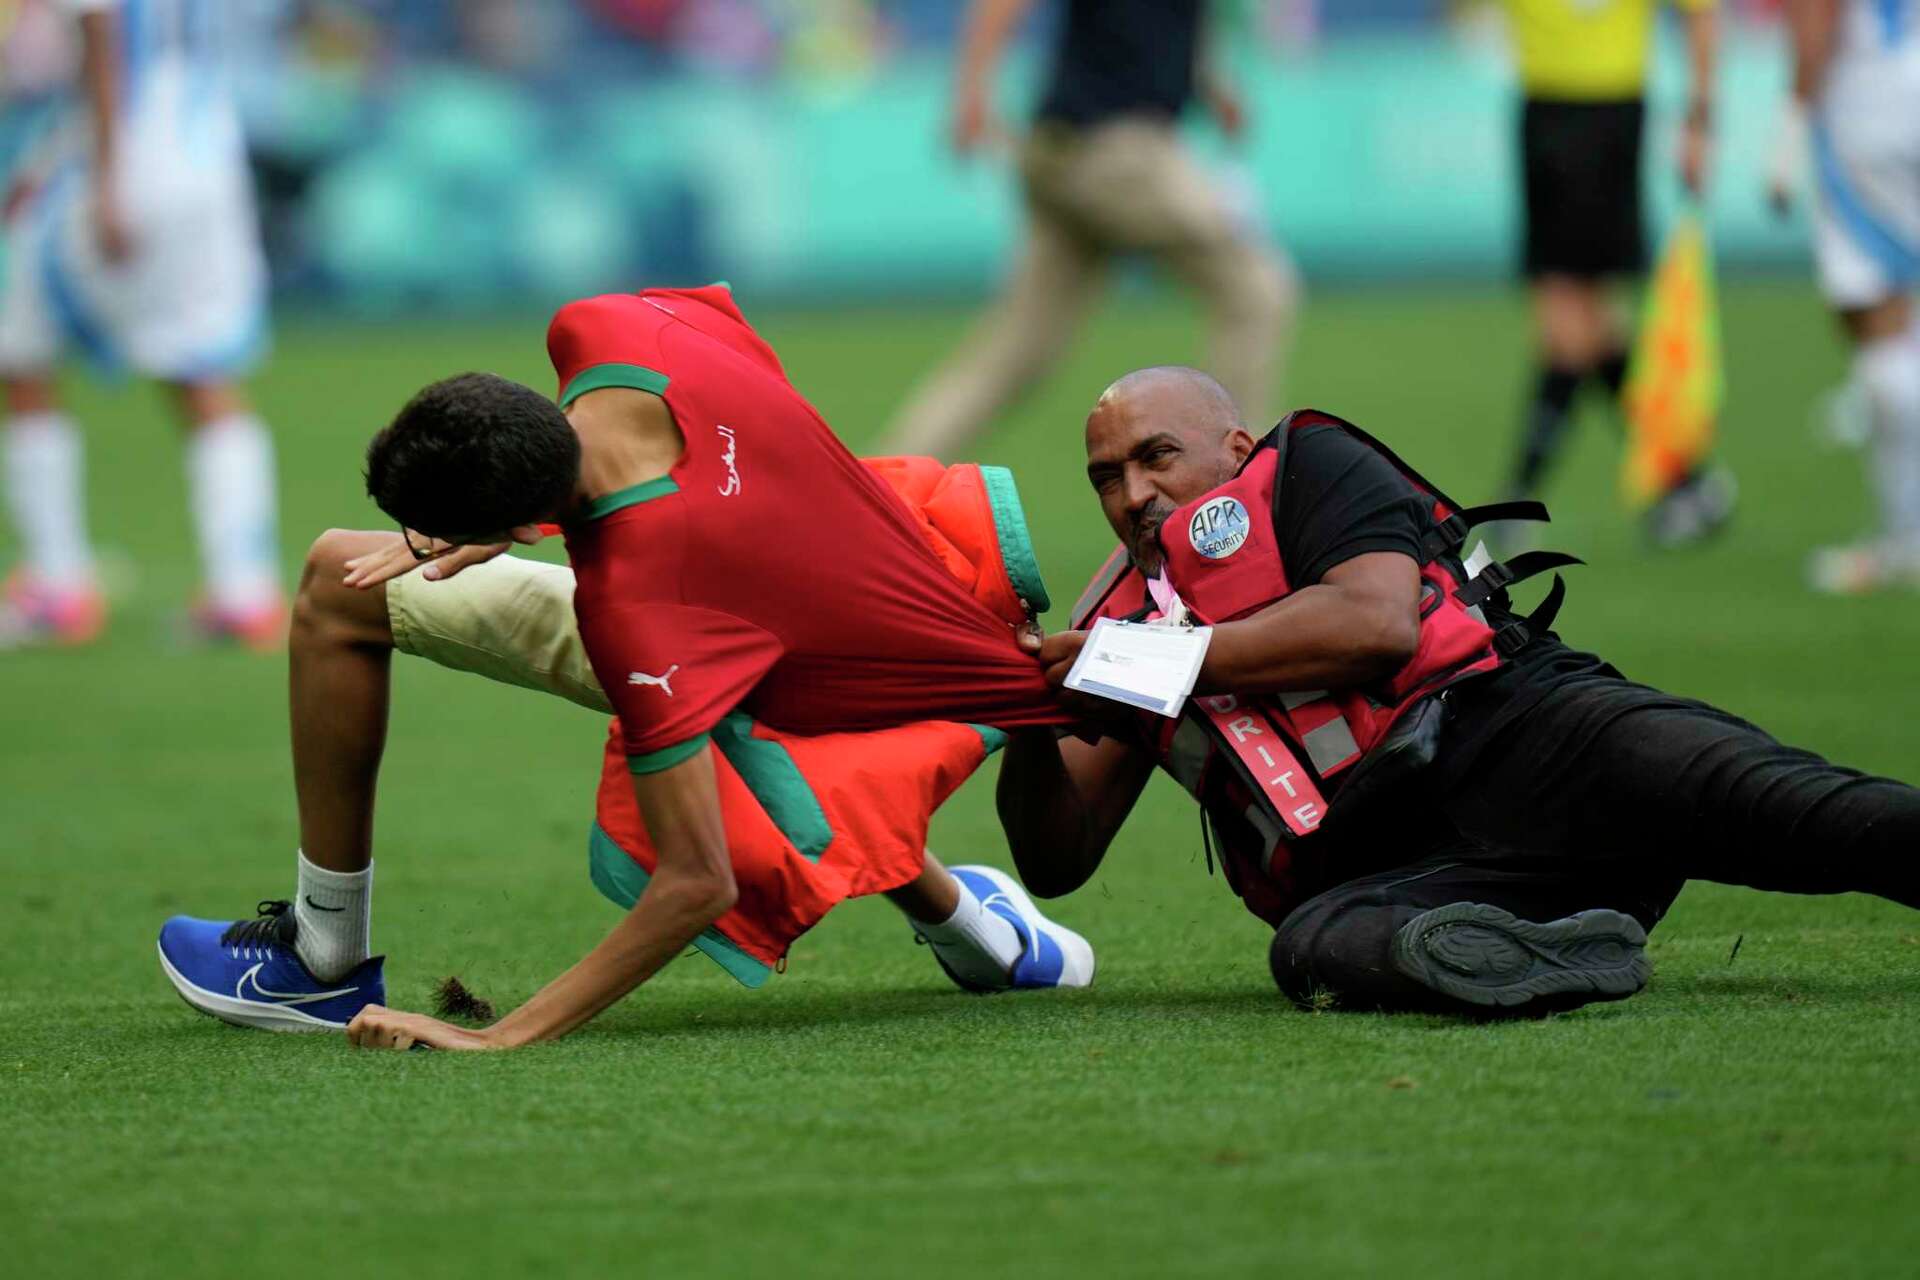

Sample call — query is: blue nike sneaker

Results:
[157,899,384,1032]
[949,864,1096,990]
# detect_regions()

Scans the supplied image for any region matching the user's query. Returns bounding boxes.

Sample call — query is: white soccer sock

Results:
[4,411,94,588]
[912,876,1022,989]
[293,850,373,982]
[1858,326,1920,550]
[185,413,281,611]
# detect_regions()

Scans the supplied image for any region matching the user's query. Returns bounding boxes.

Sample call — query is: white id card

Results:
[1063,618,1213,718]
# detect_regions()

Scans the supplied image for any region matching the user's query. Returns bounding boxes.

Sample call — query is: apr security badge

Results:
[1063,618,1213,718]
[1187,497,1250,559]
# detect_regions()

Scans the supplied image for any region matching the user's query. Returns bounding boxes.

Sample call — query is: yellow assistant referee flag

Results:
[1622,214,1723,506]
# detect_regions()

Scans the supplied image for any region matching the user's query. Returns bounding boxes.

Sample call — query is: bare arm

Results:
[347,747,738,1051]
[1035,553,1419,703]
[76,10,130,262]
[1769,0,1842,211]
[1678,5,1718,196]
[1783,0,1842,103]
[997,729,1156,899]
[1683,6,1717,117]
[1193,552,1422,694]
[951,0,1038,153]
[1004,554,1417,893]
[1196,0,1245,139]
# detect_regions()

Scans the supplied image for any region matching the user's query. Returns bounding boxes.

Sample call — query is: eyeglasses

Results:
[401,528,447,562]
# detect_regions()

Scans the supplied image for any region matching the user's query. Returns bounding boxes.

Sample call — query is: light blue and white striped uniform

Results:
[0,0,268,380]
[1812,0,1920,308]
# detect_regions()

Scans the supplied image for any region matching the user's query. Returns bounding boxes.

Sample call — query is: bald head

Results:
[1083,366,1257,573]
[1089,365,1243,445]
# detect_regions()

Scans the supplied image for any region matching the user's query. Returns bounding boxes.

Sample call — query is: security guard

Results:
[999,366,1920,1015]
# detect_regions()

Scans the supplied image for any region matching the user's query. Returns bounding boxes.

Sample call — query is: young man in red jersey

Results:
[156,286,1093,1050]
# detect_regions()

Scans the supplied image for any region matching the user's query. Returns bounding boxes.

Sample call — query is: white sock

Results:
[293,849,373,982]
[1858,326,1920,550]
[185,413,281,611]
[912,877,1022,989]
[5,410,94,588]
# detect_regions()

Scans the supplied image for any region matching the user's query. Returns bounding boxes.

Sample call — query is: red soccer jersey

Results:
[552,286,1063,769]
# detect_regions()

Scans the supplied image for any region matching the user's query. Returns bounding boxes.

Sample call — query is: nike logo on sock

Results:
[304,896,345,913]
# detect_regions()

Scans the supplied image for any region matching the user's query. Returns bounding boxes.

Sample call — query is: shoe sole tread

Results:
[1391,902,1651,1008]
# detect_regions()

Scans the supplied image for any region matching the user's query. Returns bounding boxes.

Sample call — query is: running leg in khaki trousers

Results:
[883,119,1295,459]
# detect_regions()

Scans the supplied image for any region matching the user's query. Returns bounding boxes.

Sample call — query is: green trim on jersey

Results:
[968,724,1009,755]
[588,823,772,989]
[626,731,709,774]
[560,361,671,407]
[586,475,681,521]
[979,465,1052,614]
[710,712,834,862]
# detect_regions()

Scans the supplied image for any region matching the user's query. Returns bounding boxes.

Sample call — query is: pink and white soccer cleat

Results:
[191,593,289,652]
[0,571,107,648]
[1808,541,1920,596]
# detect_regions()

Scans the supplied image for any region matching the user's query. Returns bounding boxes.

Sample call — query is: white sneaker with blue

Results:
[949,864,1096,990]
[157,899,384,1032]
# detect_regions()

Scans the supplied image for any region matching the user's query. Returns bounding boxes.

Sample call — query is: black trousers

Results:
[1269,675,1920,1014]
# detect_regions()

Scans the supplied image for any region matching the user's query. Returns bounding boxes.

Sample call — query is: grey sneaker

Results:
[1645,465,1737,549]
[1391,902,1651,1009]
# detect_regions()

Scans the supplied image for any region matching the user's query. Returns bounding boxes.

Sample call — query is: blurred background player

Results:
[1500,0,1735,546]
[0,0,283,647]
[879,0,1296,461]
[1771,0,1920,593]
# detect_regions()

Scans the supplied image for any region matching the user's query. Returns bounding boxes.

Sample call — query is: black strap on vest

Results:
[1455,549,1585,609]
[1421,500,1551,562]
[1491,572,1568,657]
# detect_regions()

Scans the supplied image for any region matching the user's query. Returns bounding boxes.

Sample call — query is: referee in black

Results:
[1503,0,1732,546]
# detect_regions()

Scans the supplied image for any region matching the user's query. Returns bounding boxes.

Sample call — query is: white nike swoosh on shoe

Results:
[980,891,1040,961]
[234,963,359,1006]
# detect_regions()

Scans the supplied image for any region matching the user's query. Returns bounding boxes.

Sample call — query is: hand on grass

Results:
[345,1004,504,1052]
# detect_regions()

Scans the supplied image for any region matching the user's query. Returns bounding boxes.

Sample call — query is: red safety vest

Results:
[1071,409,1577,925]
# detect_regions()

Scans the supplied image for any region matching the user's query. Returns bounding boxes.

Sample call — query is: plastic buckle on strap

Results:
[1492,622,1531,658]
[1423,513,1469,560]
[1490,573,1568,658]
[1470,560,1516,597]
[1457,550,1581,609]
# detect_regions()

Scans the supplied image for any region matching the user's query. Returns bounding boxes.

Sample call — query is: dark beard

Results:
[1128,501,1175,568]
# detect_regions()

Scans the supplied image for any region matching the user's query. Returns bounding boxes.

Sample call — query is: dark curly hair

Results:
[365,372,581,538]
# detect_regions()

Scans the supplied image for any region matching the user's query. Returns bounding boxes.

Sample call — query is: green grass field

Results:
[4,280,1917,1277]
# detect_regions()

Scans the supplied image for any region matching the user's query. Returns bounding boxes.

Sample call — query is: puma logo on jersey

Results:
[628,665,680,697]
[716,425,741,497]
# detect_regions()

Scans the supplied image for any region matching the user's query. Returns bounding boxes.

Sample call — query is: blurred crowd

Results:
[0,0,1806,307]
